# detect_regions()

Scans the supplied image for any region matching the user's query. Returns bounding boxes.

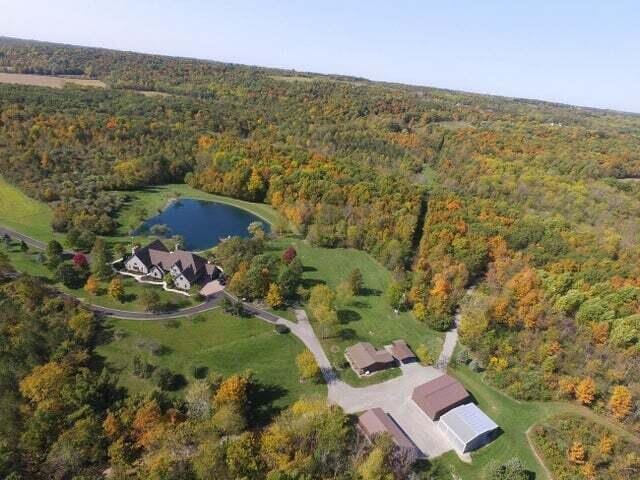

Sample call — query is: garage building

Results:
[437,403,499,454]
[411,374,472,420]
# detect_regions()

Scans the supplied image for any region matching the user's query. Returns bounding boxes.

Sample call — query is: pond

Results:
[137,198,269,250]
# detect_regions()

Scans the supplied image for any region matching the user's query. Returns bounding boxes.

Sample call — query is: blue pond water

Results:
[137,198,269,250]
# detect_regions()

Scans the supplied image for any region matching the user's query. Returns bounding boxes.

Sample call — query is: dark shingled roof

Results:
[358,408,417,453]
[345,342,394,372]
[412,374,472,420]
[390,340,416,363]
[132,240,212,283]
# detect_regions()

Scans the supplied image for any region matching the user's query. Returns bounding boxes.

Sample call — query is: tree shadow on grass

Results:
[247,382,289,428]
[338,309,361,324]
[339,328,358,341]
[302,278,325,289]
[361,287,382,297]
[302,266,317,273]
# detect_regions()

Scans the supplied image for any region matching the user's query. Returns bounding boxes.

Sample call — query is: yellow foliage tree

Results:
[266,283,283,309]
[412,302,427,322]
[133,400,164,449]
[591,321,609,345]
[84,274,99,295]
[575,377,596,405]
[557,376,577,398]
[108,277,125,302]
[296,350,319,381]
[19,361,69,411]
[598,434,615,455]
[567,441,586,464]
[489,356,508,372]
[68,310,95,343]
[581,462,596,480]
[214,375,248,407]
[608,385,632,420]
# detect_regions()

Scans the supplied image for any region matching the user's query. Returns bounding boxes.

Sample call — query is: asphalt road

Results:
[0,226,48,250]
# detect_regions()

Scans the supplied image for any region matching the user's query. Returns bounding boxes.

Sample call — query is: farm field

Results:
[0,72,106,88]
[96,311,326,410]
[269,237,445,386]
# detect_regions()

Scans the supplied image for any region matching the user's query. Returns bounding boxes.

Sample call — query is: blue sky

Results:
[2,1,639,112]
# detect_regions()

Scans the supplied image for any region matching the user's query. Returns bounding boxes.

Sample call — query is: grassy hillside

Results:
[270,238,444,386]
[96,311,326,409]
[0,176,58,242]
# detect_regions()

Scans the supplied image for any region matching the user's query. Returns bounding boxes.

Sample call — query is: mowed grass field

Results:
[0,176,61,242]
[96,311,326,410]
[269,238,445,386]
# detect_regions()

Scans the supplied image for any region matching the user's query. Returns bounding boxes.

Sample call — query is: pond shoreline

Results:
[137,197,271,251]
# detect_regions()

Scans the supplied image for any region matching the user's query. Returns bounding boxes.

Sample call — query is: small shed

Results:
[345,342,395,375]
[358,408,419,460]
[411,374,471,420]
[437,403,499,453]
[390,340,417,364]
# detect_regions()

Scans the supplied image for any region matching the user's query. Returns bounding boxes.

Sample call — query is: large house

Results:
[125,239,220,290]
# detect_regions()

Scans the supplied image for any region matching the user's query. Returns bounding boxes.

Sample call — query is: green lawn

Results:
[0,175,62,243]
[113,184,284,241]
[268,238,444,387]
[96,311,326,410]
[431,354,640,479]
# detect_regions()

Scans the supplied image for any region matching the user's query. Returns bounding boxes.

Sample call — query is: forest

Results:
[1,37,640,478]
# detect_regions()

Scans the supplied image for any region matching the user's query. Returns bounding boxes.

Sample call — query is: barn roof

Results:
[438,403,498,444]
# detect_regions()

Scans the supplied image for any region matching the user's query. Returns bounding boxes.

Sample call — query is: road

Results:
[0,226,48,250]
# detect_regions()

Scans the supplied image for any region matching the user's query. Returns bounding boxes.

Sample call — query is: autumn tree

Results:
[84,275,99,295]
[575,377,596,405]
[108,277,125,302]
[608,385,632,420]
[282,245,297,264]
[266,283,283,309]
[214,374,248,408]
[19,361,69,411]
[296,350,320,381]
[568,441,586,464]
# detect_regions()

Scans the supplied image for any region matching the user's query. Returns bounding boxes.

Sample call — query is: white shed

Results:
[437,403,498,453]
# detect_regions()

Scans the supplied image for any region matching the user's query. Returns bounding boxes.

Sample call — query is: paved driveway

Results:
[328,363,453,457]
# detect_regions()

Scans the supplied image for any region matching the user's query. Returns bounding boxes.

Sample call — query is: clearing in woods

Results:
[0,72,106,88]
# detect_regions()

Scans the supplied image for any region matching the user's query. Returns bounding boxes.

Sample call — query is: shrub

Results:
[469,359,482,372]
[275,324,290,334]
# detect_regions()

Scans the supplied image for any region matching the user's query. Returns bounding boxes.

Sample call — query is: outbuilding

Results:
[390,340,417,364]
[358,408,419,460]
[437,403,499,453]
[411,374,472,420]
[345,342,395,376]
